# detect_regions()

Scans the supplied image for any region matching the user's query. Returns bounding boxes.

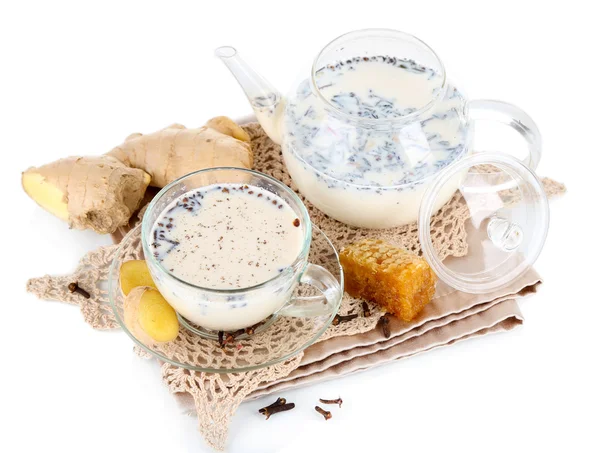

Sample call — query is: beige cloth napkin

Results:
[173,269,541,411]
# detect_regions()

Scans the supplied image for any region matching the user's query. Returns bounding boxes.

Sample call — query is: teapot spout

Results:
[215,46,285,144]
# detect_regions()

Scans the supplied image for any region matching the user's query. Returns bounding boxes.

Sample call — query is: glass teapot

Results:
[217,29,550,293]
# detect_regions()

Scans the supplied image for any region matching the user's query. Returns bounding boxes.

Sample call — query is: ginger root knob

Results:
[106,117,253,188]
[22,155,151,234]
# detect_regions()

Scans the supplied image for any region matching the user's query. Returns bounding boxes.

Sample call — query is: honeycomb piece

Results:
[339,239,437,322]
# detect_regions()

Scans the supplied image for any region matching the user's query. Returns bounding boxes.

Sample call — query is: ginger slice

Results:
[22,155,151,234]
[119,260,157,296]
[340,239,437,322]
[123,287,179,346]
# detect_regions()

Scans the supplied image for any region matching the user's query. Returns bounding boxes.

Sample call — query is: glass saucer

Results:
[177,313,277,341]
[108,223,343,373]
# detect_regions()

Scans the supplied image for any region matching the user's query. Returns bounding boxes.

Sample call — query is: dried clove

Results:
[230,323,259,340]
[232,329,246,338]
[332,313,358,326]
[362,301,371,317]
[68,282,90,299]
[259,402,295,420]
[221,323,262,347]
[379,315,391,339]
[218,331,236,348]
[319,397,343,408]
[315,406,332,420]
[258,397,287,415]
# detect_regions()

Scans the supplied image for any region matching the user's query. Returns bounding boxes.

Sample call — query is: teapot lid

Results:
[418,152,549,294]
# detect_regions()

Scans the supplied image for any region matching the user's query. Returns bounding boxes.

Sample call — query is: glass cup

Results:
[141,167,342,332]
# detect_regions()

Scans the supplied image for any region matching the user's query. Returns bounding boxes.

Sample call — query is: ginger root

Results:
[22,156,151,234]
[119,260,157,296]
[123,286,179,346]
[106,118,252,188]
[22,116,253,233]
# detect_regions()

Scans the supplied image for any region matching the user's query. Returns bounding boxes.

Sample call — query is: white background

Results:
[1,1,598,452]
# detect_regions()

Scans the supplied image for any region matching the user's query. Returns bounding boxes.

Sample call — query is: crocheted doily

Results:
[26,123,566,450]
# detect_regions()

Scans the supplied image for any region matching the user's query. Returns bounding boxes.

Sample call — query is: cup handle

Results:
[276,263,342,318]
[468,99,542,170]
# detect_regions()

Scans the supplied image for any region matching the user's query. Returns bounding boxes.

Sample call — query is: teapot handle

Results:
[468,99,541,170]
